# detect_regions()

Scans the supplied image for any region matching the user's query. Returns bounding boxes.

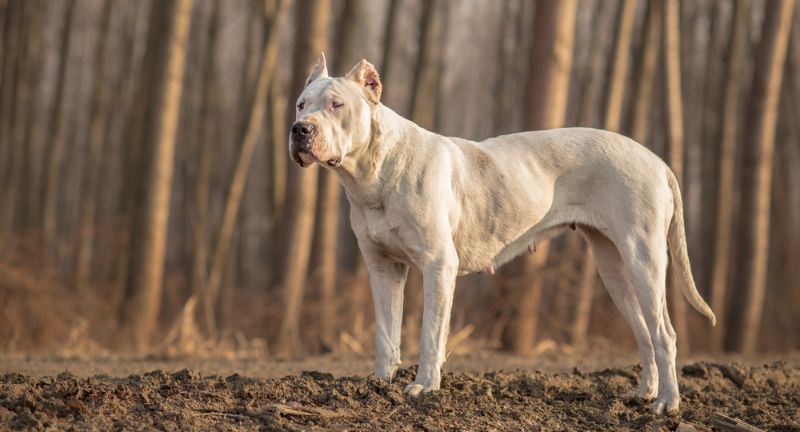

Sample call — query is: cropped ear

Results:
[345,59,382,103]
[305,52,328,87]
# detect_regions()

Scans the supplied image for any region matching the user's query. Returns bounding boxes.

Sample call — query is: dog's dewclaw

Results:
[528,244,536,254]
[487,264,496,275]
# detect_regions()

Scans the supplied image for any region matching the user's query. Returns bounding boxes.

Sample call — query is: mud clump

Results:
[1,362,798,431]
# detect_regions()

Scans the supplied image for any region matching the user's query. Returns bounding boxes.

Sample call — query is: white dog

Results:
[288,54,716,415]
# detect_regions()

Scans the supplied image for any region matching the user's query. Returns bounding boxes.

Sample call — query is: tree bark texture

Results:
[730,0,795,354]
[125,0,194,352]
[709,0,749,351]
[662,0,690,353]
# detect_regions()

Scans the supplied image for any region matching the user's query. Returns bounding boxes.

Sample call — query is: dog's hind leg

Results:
[618,231,679,415]
[581,227,658,400]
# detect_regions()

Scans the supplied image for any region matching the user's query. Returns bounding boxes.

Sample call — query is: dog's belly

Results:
[454,217,566,275]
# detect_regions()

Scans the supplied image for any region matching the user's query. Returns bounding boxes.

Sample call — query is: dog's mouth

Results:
[290,147,316,168]
[292,148,341,169]
[298,149,316,166]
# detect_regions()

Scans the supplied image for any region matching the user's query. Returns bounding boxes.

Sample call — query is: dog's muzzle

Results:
[289,121,342,168]
[290,121,315,167]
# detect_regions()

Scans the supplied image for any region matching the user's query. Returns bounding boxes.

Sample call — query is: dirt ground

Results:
[1,350,799,431]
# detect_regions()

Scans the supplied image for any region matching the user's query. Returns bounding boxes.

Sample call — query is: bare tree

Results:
[504,0,578,353]
[75,0,114,293]
[41,0,76,256]
[204,0,290,335]
[709,0,749,351]
[123,0,194,351]
[269,78,287,242]
[731,0,795,354]
[629,0,662,143]
[191,0,220,332]
[19,0,45,235]
[379,0,399,102]
[0,0,39,246]
[276,0,331,357]
[409,0,444,129]
[662,0,690,352]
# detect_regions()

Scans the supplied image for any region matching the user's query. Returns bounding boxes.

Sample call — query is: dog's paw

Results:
[650,394,680,415]
[403,382,437,400]
[375,365,398,382]
[623,383,657,401]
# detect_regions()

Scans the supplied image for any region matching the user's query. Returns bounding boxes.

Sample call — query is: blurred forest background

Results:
[0,0,799,359]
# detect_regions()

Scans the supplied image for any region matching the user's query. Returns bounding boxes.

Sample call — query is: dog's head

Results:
[289,53,382,168]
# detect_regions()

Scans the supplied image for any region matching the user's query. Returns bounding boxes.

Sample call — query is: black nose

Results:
[292,122,314,138]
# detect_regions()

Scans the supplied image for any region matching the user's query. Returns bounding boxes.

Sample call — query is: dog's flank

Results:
[288,54,715,415]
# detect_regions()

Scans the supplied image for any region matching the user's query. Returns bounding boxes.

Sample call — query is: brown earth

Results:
[1,352,799,431]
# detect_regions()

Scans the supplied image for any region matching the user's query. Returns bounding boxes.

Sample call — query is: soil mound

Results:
[1,362,798,431]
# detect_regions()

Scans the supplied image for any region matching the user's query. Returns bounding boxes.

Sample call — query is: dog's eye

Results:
[332,101,344,109]
[297,101,305,110]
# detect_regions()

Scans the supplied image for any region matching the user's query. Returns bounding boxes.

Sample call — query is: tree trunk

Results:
[709,0,749,352]
[504,0,577,354]
[696,1,725,297]
[493,0,518,135]
[409,0,443,129]
[0,1,19,207]
[572,0,636,348]
[124,0,194,352]
[630,1,662,143]
[603,0,636,132]
[20,0,44,235]
[730,0,795,354]
[113,0,150,305]
[276,0,331,357]
[0,0,7,86]
[192,0,219,332]
[629,0,661,143]
[662,0,690,353]
[75,0,114,293]
[205,0,290,335]
[379,0,399,103]
[41,0,76,257]
[788,16,800,349]
[0,0,38,247]
[269,78,287,233]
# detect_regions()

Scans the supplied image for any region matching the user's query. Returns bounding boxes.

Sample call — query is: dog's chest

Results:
[361,207,407,259]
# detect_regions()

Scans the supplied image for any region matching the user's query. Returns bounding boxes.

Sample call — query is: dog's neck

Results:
[334,104,412,209]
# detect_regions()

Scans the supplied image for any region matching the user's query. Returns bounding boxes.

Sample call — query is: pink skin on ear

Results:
[346,60,382,103]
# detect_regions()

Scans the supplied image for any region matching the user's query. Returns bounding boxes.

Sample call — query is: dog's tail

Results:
[666,168,716,326]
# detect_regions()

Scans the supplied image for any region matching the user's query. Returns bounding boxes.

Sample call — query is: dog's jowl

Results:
[289,53,715,415]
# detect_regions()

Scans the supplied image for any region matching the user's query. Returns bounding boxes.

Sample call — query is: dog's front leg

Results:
[365,258,409,381]
[404,247,458,399]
